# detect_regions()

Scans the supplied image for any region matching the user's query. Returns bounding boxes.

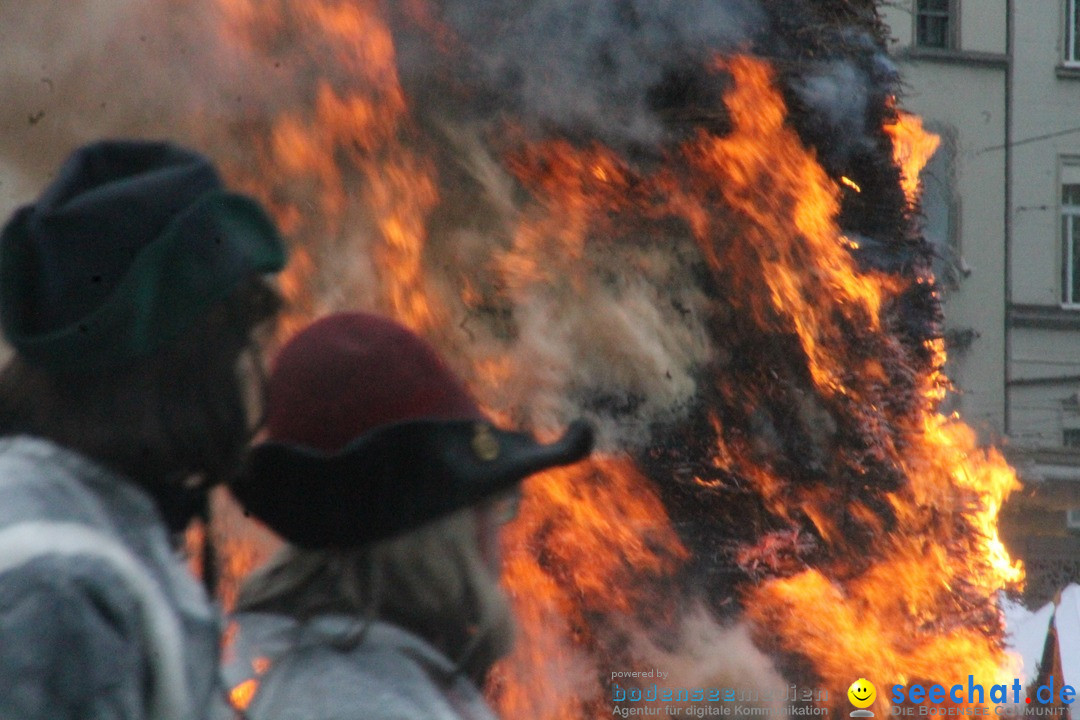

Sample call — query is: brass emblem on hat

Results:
[472,423,500,461]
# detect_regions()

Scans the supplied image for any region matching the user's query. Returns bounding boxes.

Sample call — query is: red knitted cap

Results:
[266,312,483,453]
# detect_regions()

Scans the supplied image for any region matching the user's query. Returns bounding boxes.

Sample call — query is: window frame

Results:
[914,0,959,51]
[919,125,961,290]
[1065,428,1080,448]
[1067,0,1080,66]
[1061,159,1080,308]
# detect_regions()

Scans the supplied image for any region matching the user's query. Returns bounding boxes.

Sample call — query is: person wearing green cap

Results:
[0,140,287,720]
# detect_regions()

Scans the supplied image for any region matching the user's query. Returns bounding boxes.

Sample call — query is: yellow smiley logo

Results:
[848,678,876,709]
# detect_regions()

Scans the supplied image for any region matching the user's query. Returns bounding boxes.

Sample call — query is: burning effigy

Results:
[0,0,1024,718]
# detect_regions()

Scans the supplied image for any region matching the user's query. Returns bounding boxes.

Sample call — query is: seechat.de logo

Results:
[849,678,877,718]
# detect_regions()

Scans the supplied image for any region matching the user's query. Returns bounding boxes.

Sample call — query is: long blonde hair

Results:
[235,507,514,682]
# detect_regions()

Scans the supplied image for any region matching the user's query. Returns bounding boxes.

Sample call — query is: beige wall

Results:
[880,0,1007,54]
[0,160,31,221]
[880,2,1080,588]
[881,0,1009,439]
[962,0,1008,54]
[1008,2,1080,447]
[907,60,1008,436]
[880,3,914,47]
[882,1,1080,448]
[1012,2,1080,306]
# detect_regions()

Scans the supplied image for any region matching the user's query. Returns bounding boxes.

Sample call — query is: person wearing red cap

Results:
[222,312,593,720]
[0,140,286,720]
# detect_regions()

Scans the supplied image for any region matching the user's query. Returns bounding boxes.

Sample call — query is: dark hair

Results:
[0,277,281,517]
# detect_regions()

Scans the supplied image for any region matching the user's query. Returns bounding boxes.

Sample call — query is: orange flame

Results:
[841,176,862,193]
[723,76,1019,715]
[229,678,259,712]
[225,654,273,712]
[683,56,900,399]
[489,459,688,719]
[886,110,942,206]
[186,488,282,613]
[486,55,1020,716]
[217,0,440,334]
[199,5,1020,717]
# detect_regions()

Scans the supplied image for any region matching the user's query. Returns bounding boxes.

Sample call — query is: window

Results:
[920,127,961,289]
[1068,0,1080,65]
[1062,163,1080,306]
[915,0,956,49]
[1066,428,1080,448]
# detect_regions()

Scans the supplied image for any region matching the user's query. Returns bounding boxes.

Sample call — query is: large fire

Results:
[483,55,1022,717]
[190,1,1024,717]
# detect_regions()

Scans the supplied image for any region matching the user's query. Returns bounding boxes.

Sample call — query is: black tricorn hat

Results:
[0,140,286,371]
[230,312,594,548]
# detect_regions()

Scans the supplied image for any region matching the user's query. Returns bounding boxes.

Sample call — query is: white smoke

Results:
[630,608,792,714]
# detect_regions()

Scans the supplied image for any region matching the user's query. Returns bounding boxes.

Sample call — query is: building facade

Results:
[881,0,1080,605]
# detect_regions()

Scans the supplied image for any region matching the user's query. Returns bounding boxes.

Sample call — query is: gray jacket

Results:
[0,435,223,720]
[222,612,498,720]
